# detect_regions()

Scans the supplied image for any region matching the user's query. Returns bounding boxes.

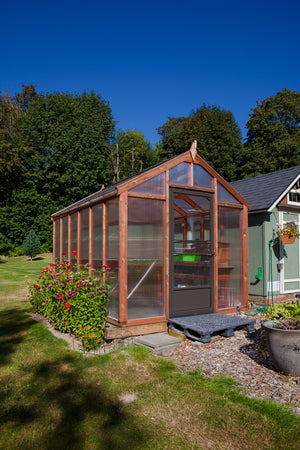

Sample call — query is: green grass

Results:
[0,256,300,449]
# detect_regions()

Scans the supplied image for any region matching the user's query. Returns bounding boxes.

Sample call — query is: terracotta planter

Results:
[280,234,296,244]
[262,320,300,376]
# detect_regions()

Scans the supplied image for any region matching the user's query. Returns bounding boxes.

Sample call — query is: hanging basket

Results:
[280,234,296,244]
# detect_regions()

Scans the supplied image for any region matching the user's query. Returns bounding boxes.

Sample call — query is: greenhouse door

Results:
[169,188,214,318]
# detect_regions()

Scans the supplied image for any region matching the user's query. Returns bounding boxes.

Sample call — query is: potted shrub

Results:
[277,220,300,244]
[262,301,300,376]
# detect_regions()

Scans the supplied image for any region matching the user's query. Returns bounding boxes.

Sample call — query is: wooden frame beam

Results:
[118,192,128,324]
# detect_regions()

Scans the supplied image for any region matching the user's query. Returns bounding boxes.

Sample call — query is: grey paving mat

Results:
[168,313,255,343]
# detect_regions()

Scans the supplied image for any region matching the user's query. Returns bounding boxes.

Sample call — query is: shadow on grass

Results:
[0,307,151,447]
[1,354,150,449]
[0,308,34,367]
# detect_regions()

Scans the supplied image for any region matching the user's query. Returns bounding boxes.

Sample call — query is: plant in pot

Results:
[277,220,300,244]
[262,301,300,376]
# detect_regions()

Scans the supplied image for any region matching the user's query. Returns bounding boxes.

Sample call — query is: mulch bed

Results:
[161,313,300,416]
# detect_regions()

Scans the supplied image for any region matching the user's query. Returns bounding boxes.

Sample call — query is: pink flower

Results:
[76,284,82,288]
[89,292,95,295]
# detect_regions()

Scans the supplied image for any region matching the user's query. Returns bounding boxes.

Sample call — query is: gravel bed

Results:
[162,313,300,416]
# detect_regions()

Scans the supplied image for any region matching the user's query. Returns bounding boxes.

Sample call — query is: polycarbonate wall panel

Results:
[79,209,89,266]
[70,212,78,266]
[54,220,60,261]
[217,183,241,205]
[92,204,103,272]
[193,164,213,189]
[218,207,243,309]
[169,162,190,186]
[62,216,68,259]
[127,198,164,320]
[130,172,165,196]
[106,198,119,320]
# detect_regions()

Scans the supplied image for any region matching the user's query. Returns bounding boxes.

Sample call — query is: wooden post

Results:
[213,178,218,312]
[118,192,128,324]
[89,206,93,271]
[68,215,71,263]
[164,170,169,319]
[102,203,107,267]
[60,218,63,264]
[77,211,81,267]
[52,218,55,263]
[243,204,249,309]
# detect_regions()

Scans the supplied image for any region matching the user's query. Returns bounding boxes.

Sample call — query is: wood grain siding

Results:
[119,192,128,324]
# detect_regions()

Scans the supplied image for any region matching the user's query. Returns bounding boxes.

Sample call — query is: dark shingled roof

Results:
[231,166,300,212]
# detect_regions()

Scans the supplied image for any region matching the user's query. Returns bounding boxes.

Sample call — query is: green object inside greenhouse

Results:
[174,255,201,262]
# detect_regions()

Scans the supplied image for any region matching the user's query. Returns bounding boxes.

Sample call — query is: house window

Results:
[288,191,300,204]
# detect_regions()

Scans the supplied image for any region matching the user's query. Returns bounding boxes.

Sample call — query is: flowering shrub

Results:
[277,221,300,238]
[265,300,300,330]
[28,261,110,350]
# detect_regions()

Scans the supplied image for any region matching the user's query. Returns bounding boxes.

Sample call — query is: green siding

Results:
[264,211,281,295]
[248,214,264,296]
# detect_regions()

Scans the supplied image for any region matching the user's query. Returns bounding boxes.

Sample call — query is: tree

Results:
[22,229,41,260]
[111,129,155,182]
[20,91,115,206]
[0,85,37,201]
[240,88,300,177]
[157,105,243,181]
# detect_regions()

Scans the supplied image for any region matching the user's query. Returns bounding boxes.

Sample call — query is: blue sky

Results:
[1,0,299,146]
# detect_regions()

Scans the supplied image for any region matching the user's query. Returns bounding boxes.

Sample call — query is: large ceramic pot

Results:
[262,320,300,376]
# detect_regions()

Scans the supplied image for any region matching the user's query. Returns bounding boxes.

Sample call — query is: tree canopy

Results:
[21,90,115,205]
[111,129,155,182]
[240,88,300,177]
[0,87,116,254]
[157,104,242,181]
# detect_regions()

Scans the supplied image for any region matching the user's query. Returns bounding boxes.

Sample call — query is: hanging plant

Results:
[277,220,299,244]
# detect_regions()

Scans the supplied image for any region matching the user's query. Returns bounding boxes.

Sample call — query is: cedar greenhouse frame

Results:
[52,144,249,338]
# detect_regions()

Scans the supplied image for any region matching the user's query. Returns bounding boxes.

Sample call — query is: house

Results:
[231,166,300,304]
[51,143,249,337]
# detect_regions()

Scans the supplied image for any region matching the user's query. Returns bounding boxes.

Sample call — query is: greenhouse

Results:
[51,143,249,336]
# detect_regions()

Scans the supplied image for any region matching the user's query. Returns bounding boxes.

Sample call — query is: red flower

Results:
[62,253,66,255]
[64,321,67,324]
[65,301,71,308]
[33,284,40,289]
[72,251,77,255]
[57,294,65,300]
[49,263,56,267]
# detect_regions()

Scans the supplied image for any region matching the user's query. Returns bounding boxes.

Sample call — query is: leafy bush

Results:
[8,246,24,257]
[29,261,110,350]
[265,300,300,330]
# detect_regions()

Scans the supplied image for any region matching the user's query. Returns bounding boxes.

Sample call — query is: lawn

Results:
[0,255,299,449]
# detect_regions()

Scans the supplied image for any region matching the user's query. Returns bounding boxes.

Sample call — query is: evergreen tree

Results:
[22,229,41,260]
